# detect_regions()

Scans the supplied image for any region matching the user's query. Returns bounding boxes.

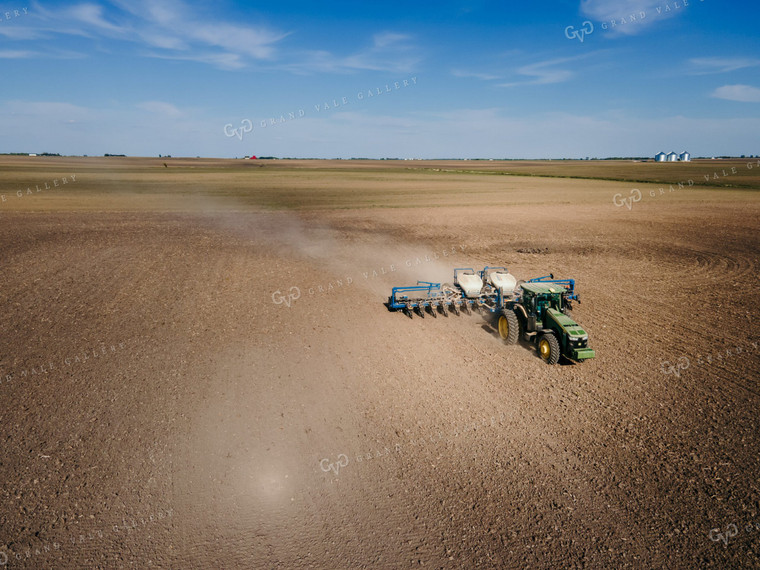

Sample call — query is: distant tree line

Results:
[0,152,61,156]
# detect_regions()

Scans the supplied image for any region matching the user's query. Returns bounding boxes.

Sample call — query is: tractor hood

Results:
[546,309,588,340]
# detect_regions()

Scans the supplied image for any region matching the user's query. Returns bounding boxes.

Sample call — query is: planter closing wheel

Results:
[538,334,560,365]
[498,310,519,345]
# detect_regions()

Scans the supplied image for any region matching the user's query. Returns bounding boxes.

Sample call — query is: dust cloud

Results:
[191,200,469,299]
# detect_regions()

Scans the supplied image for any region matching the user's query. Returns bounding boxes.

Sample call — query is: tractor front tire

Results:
[498,310,519,345]
[537,334,560,365]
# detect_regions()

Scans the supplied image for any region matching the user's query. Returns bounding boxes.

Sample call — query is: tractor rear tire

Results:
[498,310,519,345]
[537,334,560,365]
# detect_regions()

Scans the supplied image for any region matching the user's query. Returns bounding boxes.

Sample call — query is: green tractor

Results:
[497,278,595,365]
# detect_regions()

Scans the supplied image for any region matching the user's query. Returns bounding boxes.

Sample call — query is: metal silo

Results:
[655,151,667,162]
[679,151,690,162]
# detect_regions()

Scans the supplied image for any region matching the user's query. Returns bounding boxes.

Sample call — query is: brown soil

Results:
[0,158,759,568]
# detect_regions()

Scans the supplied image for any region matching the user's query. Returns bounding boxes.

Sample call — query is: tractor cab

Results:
[514,282,593,363]
[519,283,566,329]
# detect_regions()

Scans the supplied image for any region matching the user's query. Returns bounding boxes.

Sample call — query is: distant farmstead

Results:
[656,150,690,162]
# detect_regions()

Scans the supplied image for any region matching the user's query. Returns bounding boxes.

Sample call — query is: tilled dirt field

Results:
[1,159,759,568]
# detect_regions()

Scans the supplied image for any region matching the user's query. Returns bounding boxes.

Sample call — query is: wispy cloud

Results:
[137,101,183,117]
[581,0,660,20]
[15,2,415,74]
[280,32,420,74]
[0,50,37,59]
[451,69,500,81]
[0,48,85,60]
[146,51,246,70]
[64,3,124,34]
[178,23,286,60]
[499,54,594,87]
[372,32,410,49]
[580,0,683,35]
[22,0,287,69]
[711,85,760,103]
[688,57,760,75]
[112,0,289,59]
[5,101,93,122]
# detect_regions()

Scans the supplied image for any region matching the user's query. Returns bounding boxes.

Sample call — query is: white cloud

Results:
[711,85,760,103]
[137,101,183,117]
[0,25,43,40]
[4,101,93,128]
[581,0,661,20]
[147,51,246,70]
[64,3,123,33]
[499,54,594,87]
[19,1,415,74]
[138,33,188,51]
[179,22,287,60]
[281,33,420,74]
[689,57,760,74]
[5,101,90,114]
[580,0,683,35]
[373,32,410,48]
[107,0,288,59]
[25,0,287,69]
[451,69,500,81]
[0,50,36,58]
[0,48,84,60]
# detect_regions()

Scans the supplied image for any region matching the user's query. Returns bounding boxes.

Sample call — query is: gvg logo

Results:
[320,454,349,476]
[224,119,253,141]
[709,524,738,546]
[224,112,307,140]
[708,519,760,546]
[272,286,301,308]
[613,188,642,210]
[660,356,690,378]
[565,21,594,42]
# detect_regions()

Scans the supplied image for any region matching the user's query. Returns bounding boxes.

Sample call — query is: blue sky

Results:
[1,0,758,158]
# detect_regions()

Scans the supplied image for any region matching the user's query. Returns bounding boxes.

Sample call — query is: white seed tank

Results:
[458,273,484,298]
[489,271,517,294]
